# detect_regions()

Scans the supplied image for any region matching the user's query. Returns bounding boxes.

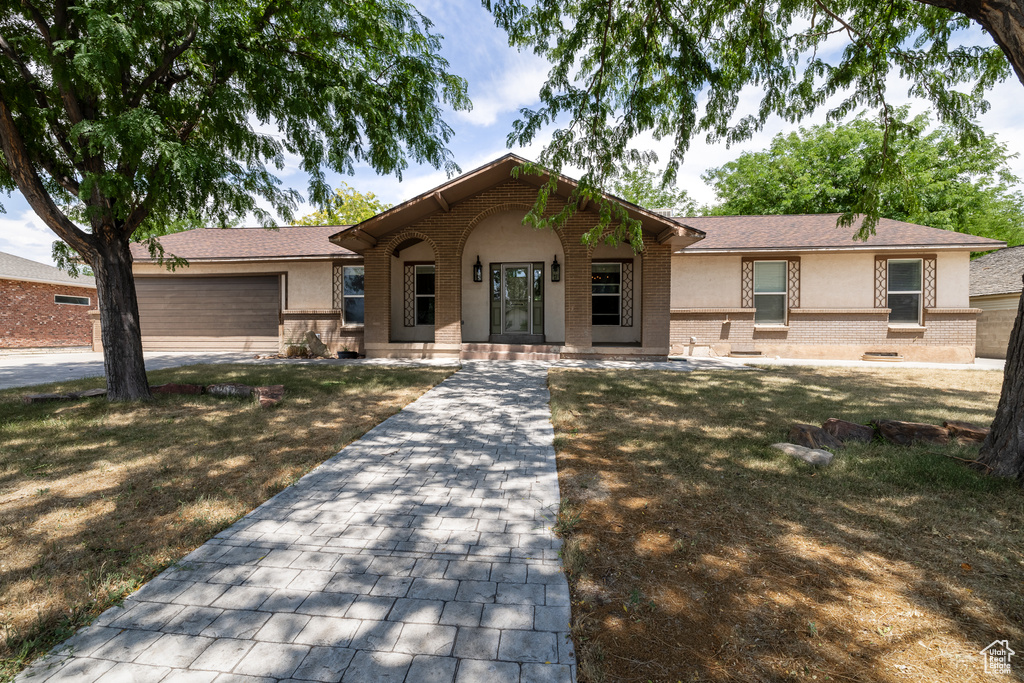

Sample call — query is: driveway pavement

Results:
[18,362,575,683]
[0,352,258,390]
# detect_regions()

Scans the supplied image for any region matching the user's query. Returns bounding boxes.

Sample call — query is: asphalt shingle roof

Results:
[970,246,1024,297]
[0,250,95,288]
[675,214,1004,251]
[130,226,355,261]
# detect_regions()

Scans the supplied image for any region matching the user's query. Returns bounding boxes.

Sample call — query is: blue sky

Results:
[2,1,1023,265]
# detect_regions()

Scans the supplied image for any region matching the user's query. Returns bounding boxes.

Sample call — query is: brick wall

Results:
[976,308,1017,359]
[670,308,978,362]
[281,311,364,355]
[362,178,672,356]
[0,279,96,348]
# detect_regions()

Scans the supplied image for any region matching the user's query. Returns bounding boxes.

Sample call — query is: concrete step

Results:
[460,343,562,361]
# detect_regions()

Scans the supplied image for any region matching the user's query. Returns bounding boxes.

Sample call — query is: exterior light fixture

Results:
[551,255,561,282]
[473,256,483,283]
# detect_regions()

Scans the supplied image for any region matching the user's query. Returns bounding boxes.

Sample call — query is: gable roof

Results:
[130,226,356,262]
[675,214,1005,253]
[0,250,95,288]
[970,246,1024,297]
[330,154,705,253]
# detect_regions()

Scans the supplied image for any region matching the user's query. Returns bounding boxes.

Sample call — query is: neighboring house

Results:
[125,155,1003,362]
[0,250,97,351]
[969,245,1024,359]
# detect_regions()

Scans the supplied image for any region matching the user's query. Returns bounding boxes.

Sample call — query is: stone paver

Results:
[18,363,575,682]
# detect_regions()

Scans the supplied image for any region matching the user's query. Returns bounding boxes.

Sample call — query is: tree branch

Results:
[127,22,199,108]
[0,96,95,258]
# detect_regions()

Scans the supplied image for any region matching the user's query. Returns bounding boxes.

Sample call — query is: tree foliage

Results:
[703,110,1024,245]
[486,0,1017,242]
[610,166,697,216]
[0,0,469,399]
[294,182,392,226]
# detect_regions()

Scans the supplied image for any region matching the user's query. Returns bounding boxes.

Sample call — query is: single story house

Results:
[0,250,97,351]
[125,154,1002,363]
[969,245,1024,359]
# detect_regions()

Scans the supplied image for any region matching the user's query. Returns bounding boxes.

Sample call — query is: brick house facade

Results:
[0,251,97,350]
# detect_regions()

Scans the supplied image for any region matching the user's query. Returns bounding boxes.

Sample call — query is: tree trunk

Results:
[918,0,1024,88]
[977,276,1024,482]
[91,237,153,401]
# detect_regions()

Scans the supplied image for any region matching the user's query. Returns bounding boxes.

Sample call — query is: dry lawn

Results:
[0,363,452,680]
[548,366,1023,683]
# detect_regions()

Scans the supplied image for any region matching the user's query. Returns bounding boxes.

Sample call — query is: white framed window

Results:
[342,265,364,324]
[753,261,787,324]
[55,295,90,306]
[591,263,621,326]
[415,264,435,326]
[888,259,922,324]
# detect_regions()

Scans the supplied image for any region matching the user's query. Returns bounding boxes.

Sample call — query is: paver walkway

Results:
[19,362,574,683]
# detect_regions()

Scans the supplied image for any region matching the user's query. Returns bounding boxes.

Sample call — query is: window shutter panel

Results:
[787,257,800,309]
[874,256,888,308]
[923,256,937,308]
[741,258,754,308]
[621,260,634,327]
[404,264,415,327]
[332,264,343,309]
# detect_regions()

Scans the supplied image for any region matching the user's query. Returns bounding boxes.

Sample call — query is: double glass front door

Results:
[490,262,544,336]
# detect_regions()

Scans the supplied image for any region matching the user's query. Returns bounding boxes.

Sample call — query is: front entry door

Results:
[489,262,544,340]
[502,264,531,334]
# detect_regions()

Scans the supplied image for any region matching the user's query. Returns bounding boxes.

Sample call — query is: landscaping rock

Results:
[305,331,330,358]
[771,442,834,466]
[22,388,107,404]
[205,383,254,398]
[254,385,285,408]
[789,423,844,450]
[822,418,874,444]
[871,419,949,446]
[22,393,69,404]
[284,345,306,358]
[943,420,989,446]
[150,383,203,395]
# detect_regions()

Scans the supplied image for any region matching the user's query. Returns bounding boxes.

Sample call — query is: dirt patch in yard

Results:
[548,366,1023,682]
[0,363,452,681]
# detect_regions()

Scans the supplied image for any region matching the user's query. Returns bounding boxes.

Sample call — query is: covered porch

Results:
[330,155,702,361]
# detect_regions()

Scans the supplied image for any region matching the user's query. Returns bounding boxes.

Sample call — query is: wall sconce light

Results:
[551,255,561,282]
[473,256,483,283]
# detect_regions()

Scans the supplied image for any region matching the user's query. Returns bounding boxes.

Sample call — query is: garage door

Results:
[135,275,281,351]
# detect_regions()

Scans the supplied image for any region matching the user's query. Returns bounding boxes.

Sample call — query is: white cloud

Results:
[0,209,60,265]
[454,59,550,128]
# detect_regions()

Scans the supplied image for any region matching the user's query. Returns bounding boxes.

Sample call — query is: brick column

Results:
[563,239,592,348]
[641,243,671,351]
[363,247,390,346]
[434,252,463,345]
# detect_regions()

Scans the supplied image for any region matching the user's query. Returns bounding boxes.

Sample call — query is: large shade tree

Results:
[486,0,1024,481]
[0,0,469,400]
[704,110,1024,245]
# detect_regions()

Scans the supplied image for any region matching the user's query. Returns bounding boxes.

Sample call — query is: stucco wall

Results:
[133,260,339,310]
[390,241,437,343]
[670,254,739,309]
[460,210,566,343]
[590,243,642,344]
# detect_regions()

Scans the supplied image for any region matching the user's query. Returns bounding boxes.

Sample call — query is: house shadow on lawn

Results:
[548,366,1023,683]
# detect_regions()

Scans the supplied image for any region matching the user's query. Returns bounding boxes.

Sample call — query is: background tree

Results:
[294,182,392,226]
[704,110,1024,245]
[610,166,698,216]
[0,0,469,400]
[486,0,1024,481]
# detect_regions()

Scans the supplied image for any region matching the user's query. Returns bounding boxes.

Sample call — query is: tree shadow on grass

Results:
[549,366,1023,683]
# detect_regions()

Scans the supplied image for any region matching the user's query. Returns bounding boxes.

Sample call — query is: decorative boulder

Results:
[772,442,834,466]
[22,393,70,404]
[789,423,844,450]
[206,383,254,398]
[284,345,306,358]
[822,418,874,444]
[871,419,949,446]
[305,331,330,358]
[254,385,285,408]
[151,383,203,395]
[943,420,989,446]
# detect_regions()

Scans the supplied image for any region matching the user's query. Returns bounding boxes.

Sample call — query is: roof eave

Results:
[679,242,1006,254]
[1,274,97,289]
